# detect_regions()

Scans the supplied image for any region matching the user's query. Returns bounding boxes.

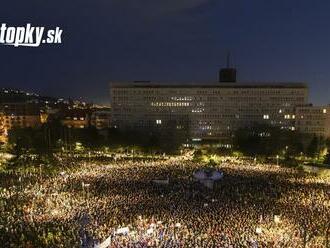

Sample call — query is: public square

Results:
[0,153,329,247]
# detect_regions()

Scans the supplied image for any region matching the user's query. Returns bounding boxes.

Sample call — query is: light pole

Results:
[276,155,279,166]
[39,164,42,180]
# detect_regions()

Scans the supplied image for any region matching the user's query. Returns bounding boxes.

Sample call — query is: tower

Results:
[219,53,237,83]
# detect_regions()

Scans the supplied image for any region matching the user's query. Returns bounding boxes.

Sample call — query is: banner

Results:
[95,236,111,248]
[152,179,169,185]
[115,227,129,235]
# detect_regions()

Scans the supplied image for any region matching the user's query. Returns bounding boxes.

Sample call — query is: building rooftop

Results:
[110,82,308,89]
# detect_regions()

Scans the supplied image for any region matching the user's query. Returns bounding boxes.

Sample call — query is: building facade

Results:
[0,103,42,128]
[110,82,308,142]
[60,109,90,129]
[90,110,111,130]
[295,105,330,138]
[0,102,42,143]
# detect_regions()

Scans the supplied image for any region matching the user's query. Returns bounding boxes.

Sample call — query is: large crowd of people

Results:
[0,153,329,247]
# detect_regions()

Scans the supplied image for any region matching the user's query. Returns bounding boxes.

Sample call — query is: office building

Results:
[110,81,308,142]
[295,105,330,138]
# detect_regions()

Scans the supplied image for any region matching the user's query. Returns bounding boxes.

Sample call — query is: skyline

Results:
[1,0,330,105]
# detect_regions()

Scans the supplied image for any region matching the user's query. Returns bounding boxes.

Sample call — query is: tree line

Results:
[233,124,330,164]
[5,121,188,158]
[4,122,330,164]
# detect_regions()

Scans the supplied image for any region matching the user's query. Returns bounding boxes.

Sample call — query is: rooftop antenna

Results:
[219,52,236,83]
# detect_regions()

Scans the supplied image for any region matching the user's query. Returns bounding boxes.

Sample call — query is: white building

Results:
[110,81,308,142]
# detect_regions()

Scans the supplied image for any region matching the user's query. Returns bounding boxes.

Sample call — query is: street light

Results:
[39,164,43,180]
[276,155,279,166]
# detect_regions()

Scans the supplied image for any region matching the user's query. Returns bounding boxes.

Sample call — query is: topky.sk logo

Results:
[0,23,63,47]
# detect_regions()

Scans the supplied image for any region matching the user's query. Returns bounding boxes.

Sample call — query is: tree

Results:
[326,138,330,150]
[73,127,104,149]
[234,124,309,157]
[8,127,35,157]
[306,136,319,158]
[7,126,52,158]
[324,153,330,165]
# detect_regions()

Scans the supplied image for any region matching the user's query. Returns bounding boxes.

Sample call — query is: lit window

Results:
[323,109,327,114]
[156,120,162,125]
[263,114,269,120]
[279,109,282,113]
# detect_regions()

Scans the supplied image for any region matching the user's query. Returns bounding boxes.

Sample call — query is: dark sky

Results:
[0,0,330,105]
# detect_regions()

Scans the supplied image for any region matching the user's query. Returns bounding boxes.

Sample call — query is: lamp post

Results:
[39,164,42,180]
[276,155,279,166]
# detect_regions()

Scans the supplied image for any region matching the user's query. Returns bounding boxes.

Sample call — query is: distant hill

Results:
[0,88,58,104]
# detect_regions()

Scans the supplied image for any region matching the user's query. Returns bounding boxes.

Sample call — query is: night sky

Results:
[0,0,330,105]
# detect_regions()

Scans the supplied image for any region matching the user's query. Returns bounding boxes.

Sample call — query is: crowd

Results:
[0,153,329,247]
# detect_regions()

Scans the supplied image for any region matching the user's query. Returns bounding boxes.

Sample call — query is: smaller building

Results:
[295,105,330,138]
[90,110,111,130]
[61,109,90,129]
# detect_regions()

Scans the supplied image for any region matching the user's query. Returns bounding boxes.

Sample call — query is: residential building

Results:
[0,102,42,142]
[0,103,42,129]
[61,109,90,129]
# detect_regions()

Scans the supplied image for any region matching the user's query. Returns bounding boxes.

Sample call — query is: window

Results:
[156,120,162,125]
[323,109,327,114]
[263,114,269,120]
